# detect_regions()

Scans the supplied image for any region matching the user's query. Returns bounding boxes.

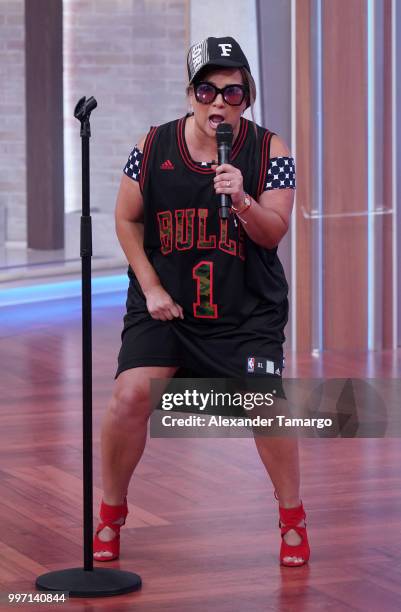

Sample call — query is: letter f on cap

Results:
[218,43,232,56]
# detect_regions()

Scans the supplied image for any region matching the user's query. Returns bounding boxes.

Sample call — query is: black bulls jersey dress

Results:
[116,114,289,392]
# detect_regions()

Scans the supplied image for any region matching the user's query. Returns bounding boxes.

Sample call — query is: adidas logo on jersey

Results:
[160,159,175,170]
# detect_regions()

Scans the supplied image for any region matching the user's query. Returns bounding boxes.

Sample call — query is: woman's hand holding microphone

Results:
[212,163,245,209]
[212,163,252,219]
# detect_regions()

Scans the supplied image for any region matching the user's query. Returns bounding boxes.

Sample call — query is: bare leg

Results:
[253,436,306,563]
[95,366,177,558]
[252,399,305,564]
[253,435,300,507]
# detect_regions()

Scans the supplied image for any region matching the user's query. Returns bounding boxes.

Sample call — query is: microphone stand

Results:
[35,97,142,598]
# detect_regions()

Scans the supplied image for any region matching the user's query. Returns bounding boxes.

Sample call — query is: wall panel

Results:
[322,0,368,350]
[295,0,313,351]
[256,0,294,350]
[25,0,64,249]
[383,0,393,347]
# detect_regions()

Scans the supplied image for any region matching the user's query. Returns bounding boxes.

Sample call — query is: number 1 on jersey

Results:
[192,261,218,319]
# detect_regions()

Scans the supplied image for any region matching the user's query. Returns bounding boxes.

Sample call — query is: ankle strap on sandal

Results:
[278,502,306,529]
[99,497,128,525]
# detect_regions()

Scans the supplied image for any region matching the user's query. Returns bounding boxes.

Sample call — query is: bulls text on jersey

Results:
[157,208,246,260]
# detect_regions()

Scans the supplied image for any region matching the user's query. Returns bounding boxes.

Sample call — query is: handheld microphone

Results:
[216,122,234,219]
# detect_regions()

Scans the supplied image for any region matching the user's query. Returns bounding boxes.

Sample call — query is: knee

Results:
[109,382,151,424]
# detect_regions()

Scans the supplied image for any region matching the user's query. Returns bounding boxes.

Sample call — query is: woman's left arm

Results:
[213,135,295,249]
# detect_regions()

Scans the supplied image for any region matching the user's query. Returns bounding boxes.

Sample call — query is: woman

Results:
[93,36,310,567]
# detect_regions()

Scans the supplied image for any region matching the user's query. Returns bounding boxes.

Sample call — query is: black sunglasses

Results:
[194,81,249,106]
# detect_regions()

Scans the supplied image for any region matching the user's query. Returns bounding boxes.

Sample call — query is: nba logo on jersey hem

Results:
[246,357,280,376]
[247,357,255,373]
[160,159,175,170]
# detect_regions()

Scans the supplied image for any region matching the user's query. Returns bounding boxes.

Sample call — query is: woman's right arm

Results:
[115,136,184,321]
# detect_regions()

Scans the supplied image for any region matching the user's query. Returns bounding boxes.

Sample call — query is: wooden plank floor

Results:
[0,292,401,611]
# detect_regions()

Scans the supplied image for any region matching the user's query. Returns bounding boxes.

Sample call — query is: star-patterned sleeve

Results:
[264,156,296,191]
[123,146,143,182]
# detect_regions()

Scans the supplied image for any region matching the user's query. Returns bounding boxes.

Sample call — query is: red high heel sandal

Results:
[275,493,310,567]
[93,498,128,561]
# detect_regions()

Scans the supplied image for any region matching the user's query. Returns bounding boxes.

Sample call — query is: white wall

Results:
[0,0,26,243]
[63,0,188,213]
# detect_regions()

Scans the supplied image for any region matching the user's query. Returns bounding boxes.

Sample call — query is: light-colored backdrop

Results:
[0,0,400,353]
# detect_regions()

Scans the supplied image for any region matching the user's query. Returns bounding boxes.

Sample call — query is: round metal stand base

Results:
[36,567,142,598]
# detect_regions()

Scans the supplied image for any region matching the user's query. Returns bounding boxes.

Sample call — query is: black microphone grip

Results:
[216,122,234,220]
[217,143,231,219]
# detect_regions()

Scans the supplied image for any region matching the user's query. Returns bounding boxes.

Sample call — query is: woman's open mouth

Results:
[208,114,225,129]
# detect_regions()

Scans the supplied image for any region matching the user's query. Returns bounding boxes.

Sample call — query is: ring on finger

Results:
[226,180,231,187]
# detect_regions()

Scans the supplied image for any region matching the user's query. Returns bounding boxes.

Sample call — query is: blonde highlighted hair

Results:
[239,67,258,132]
